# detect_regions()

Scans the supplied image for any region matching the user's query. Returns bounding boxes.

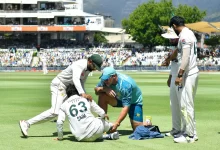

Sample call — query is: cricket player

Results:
[19,54,103,137]
[170,16,199,143]
[40,53,48,74]
[56,84,119,142]
[161,28,182,137]
[94,67,143,132]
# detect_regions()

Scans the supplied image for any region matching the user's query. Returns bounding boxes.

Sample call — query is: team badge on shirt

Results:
[136,113,140,117]
[81,72,84,76]
[182,39,186,44]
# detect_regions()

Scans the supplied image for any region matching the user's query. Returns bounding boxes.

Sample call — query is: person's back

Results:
[57,59,90,86]
[59,95,106,141]
[110,72,142,105]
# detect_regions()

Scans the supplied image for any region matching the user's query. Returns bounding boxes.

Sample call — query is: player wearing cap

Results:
[56,84,119,142]
[19,54,103,137]
[170,16,199,143]
[94,67,143,132]
[161,28,182,137]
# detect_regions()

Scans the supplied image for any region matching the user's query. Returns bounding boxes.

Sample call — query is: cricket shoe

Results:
[165,128,181,137]
[174,135,195,143]
[194,135,198,141]
[110,131,119,140]
[19,120,29,137]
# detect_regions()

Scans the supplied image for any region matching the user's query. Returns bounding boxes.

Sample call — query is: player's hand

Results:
[103,87,116,98]
[161,60,170,66]
[110,122,120,133]
[167,75,172,87]
[104,114,109,120]
[175,77,183,86]
[81,93,93,102]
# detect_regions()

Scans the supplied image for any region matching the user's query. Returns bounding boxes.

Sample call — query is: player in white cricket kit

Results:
[56,84,119,142]
[161,28,182,137]
[19,54,103,137]
[40,53,48,74]
[170,16,199,143]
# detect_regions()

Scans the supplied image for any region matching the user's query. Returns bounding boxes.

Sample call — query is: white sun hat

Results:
[161,27,179,39]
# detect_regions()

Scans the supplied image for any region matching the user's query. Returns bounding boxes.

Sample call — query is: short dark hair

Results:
[66,84,79,98]
[169,16,185,27]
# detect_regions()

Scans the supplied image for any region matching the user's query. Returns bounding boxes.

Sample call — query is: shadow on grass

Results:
[62,136,104,142]
[52,131,72,136]
[117,130,133,136]
[218,132,220,134]
[160,131,170,134]
[20,131,71,138]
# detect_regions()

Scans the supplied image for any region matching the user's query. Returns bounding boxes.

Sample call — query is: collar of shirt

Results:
[178,27,188,38]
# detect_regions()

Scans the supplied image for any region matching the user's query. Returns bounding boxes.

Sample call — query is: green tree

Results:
[93,32,108,45]
[174,4,206,23]
[122,0,206,50]
[204,35,220,49]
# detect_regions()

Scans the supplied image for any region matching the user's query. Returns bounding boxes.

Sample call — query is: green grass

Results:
[0,71,220,150]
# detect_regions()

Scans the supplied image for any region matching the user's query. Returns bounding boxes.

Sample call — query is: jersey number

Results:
[69,102,87,117]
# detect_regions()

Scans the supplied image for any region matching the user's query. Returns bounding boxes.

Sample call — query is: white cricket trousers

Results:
[43,65,48,74]
[27,77,67,125]
[80,119,113,142]
[170,75,181,131]
[180,72,199,137]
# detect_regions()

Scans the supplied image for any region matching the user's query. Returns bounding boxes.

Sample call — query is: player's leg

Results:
[98,93,117,113]
[192,73,199,141]
[19,78,67,137]
[98,119,119,141]
[166,76,181,136]
[174,74,198,143]
[129,104,143,131]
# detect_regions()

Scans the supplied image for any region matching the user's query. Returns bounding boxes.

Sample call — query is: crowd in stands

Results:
[0,48,220,69]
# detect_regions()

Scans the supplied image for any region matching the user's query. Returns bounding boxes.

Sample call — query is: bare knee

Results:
[98,93,116,106]
[130,120,143,131]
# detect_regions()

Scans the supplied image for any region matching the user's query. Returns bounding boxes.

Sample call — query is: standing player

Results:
[94,67,143,132]
[170,16,199,143]
[19,54,103,137]
[56,84,119,142]
[161,28,182,137]
[40,53,48,74]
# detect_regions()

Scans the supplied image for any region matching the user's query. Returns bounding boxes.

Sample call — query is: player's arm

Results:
[72,64,92,100]
[90,99,106,118]
[175,38,191,85]
[72,64,86,95]
[111,86,132,132]
[56,108,66,141]
[178,47,190,75]
[178,39,192,76]
[162,49,178,66]
[94,82,116,97]
[167,74,172,87]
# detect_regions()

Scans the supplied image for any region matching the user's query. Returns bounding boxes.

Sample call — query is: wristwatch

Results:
[178,74,183,78]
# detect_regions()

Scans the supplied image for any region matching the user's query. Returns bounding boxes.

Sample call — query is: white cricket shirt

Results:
[56,59,90,94]
[57,95,105,141]
[177,27,199,75]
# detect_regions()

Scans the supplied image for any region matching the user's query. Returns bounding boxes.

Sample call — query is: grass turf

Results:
[0,71,219,150]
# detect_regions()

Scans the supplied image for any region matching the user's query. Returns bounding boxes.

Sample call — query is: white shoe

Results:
[194,135,198,141]
[19,120,29,137]
[165,129,181,137]
[174,135,195,143]
[110,132,119,140]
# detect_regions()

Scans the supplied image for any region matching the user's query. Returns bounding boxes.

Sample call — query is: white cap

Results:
[161,28,179,39]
